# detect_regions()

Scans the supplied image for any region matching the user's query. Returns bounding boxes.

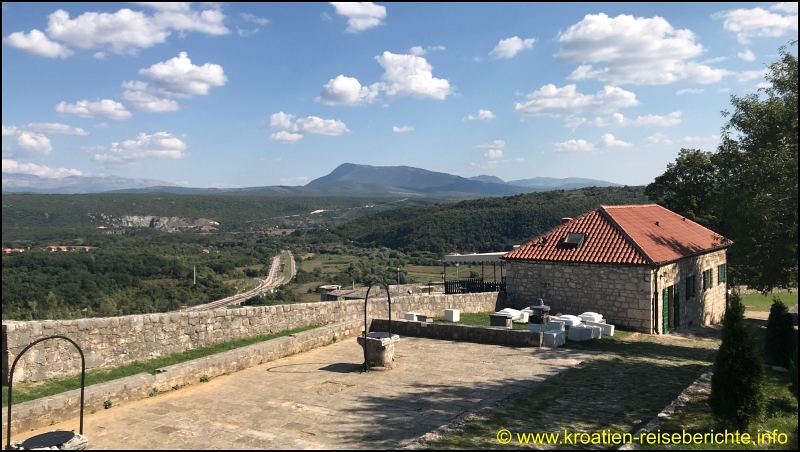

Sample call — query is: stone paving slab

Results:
[11,337,594,450]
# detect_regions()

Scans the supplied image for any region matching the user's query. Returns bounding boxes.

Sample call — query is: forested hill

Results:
[330,186,649,253]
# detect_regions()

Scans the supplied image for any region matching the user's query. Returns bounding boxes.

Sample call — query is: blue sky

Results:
[2,2,797,187]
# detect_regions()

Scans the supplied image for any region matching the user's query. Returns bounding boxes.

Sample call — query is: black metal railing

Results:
[444,278,506,294]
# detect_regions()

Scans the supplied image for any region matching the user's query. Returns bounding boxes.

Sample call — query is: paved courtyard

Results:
[14,337,595,449]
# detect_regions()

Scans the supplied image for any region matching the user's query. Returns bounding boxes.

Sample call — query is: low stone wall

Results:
[2,321,362,437]
[2,292,504,384]
[370,319,542,347]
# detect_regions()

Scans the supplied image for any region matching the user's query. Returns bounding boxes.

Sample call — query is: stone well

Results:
[357,332,400,370]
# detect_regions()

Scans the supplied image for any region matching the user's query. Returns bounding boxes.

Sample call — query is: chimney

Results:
[561,218,572,224]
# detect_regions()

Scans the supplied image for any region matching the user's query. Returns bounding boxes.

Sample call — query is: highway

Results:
[182,251,296,312]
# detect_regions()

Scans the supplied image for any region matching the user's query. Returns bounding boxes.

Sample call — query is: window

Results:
[685,275,697,299]
[563,232,586,248]
[703,268,713,291]
[717,263,727,284]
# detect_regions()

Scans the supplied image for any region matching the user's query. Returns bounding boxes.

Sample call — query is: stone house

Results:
[503,204,730,334]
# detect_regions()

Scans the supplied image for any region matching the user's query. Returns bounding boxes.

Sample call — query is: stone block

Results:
[543,330,566,348]
[567,326,593,341]
[547,320,565,331]
[444,309,460,322]
[404,312,420,321]
[528,323,547,333]
[583,321,614,337]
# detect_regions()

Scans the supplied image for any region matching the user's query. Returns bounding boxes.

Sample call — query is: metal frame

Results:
[360,282,392,373]
[6,335,85,449]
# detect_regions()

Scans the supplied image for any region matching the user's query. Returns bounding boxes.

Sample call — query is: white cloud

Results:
[515,84,638,117]
[489,36,535,59]
[736,69,768,82]
[409,45,445,56]
[17,132,53,154]
[738,49,756,61]
[267,112,349,142]
[330,2,386,33]
[756,81,772,90]
[93,51,105,59]
[644,133,673,145]
[2,126,18,136]
[316,75,379,106]
[138,52,227,98]
[94,122,109,129]
[318,52,451,104]
[771,2,798,13]
[599,133,633,148]
[557,13,728,85]
[564,116,587,129]
[295,116,350,136]
[241,13,269,25]
[713,4,798,43]
[478,140,505,149]
[701,56,728,64]
[121,81,180,112]
[590,111,682,127]
[270,131,303,143]
[485,149,503,159]
[392,125,413,133]
[554,133,632,152]
[554,139,594,153]
[269,112,296,130]
[375,52,451,100]
[676,88,705,95]
[279,176,309,185]
[94,131,186,163]
[2,159,81,178]
[465,109,495,121]
[2,29,73,58]
[680,135,719,143]
[24,123,88,135]
[56,99,132,120]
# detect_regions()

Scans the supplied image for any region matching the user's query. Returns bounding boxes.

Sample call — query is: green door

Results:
[662,287,669,333]
[674,283,680,328]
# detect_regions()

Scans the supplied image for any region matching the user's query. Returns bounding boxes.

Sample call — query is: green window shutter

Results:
[685,277,691,299]
[674,282,680,327]
[693,274,698,296]
[662,288,669,333]
[710,269,713,287]
[724,263,727,283]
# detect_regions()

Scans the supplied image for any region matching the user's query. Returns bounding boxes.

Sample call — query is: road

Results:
[182,251,295,312]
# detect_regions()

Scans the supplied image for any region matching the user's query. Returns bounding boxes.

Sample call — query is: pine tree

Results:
[709,292,765,431]
[765,297,797,367]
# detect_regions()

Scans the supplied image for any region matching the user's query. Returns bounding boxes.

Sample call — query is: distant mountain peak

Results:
[469,175,506,184]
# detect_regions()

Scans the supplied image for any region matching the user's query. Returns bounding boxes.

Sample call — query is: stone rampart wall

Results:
[2,292,504,384]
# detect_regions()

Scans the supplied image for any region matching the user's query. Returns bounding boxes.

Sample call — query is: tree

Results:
[715,41,798,292]
[647,42,798,292]
[709,292,765,431]
[765,297,797,367]
[644,148,718,226]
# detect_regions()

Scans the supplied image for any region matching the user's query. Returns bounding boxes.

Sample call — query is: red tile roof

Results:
[503,204,730,265]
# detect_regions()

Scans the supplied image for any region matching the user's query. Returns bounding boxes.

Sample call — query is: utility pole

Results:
[396,267,401,285]
[193,265,196,285]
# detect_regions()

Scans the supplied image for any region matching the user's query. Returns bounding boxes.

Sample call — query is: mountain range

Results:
[2,164,622,196]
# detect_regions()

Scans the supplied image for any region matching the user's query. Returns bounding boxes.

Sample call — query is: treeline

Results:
[1,233,283,320]
[328,186,648,253]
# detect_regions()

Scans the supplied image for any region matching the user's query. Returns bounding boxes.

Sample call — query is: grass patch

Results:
[433,311,529,330]
[638,369,797,450]
[430,331,720,449]
[1,324,319,408]
[741,292,797,312]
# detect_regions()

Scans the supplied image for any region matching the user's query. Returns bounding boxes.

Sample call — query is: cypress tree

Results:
[709,292,765,431]
[765,297,797,367]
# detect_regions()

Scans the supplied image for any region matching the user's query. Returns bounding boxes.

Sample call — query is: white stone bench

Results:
[583,320,614,337]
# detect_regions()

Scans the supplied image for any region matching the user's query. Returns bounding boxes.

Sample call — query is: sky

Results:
[2,2,797,188]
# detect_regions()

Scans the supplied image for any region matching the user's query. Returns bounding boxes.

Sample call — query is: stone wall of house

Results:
[654,249,728,333]
[505,248,728,334]
[506,261,653,332]
[2,292,504,384]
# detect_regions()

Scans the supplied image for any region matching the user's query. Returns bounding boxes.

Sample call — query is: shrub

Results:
[791,345,798,401]
[709,292,765,431]
[200,374,210,383]
[148,387,160,397]
[765,297,797,367]
[103,399,112,409]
